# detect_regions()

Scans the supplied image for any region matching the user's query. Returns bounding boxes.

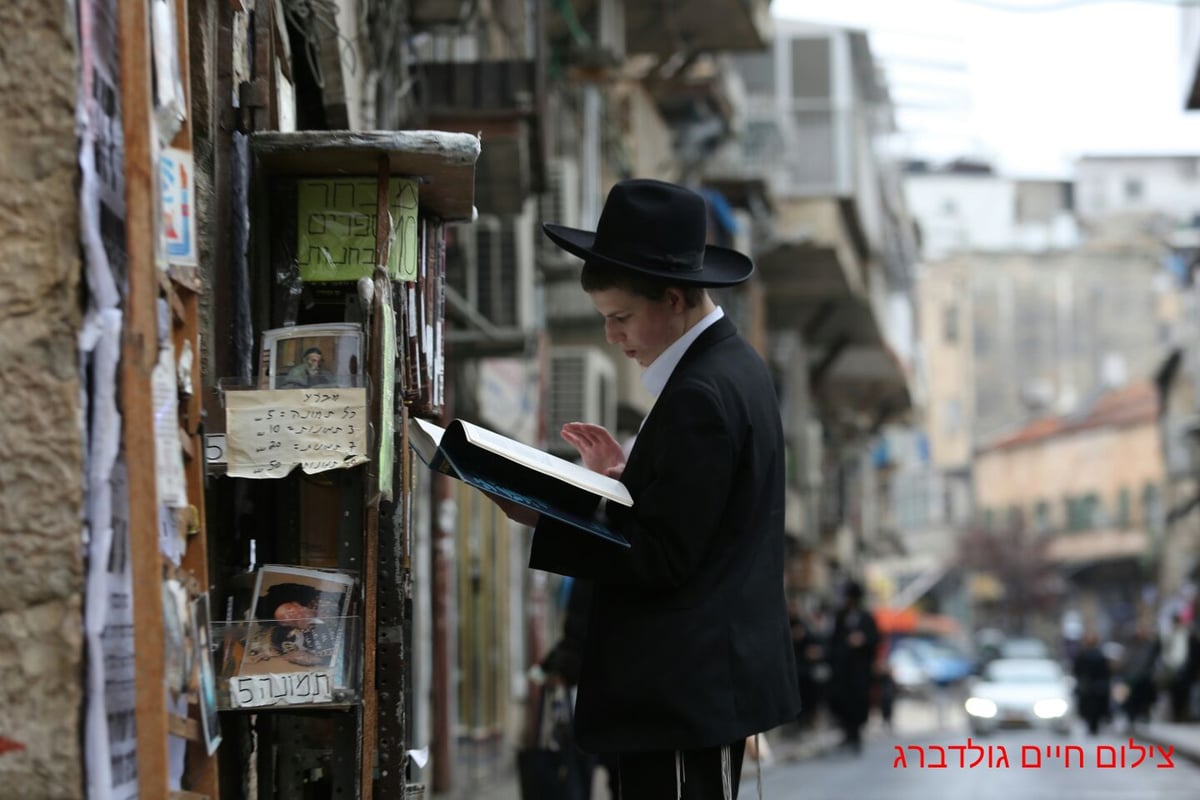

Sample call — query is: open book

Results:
[408,418,631,548]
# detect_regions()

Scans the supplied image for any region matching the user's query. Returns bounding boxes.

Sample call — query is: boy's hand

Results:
[483,492,540,527]
[560,422,626,478]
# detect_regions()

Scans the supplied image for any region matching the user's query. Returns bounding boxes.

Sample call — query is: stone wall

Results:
[0,1,85,797]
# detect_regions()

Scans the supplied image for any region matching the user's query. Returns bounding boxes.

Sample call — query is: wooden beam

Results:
[358,155,392,800]
[167,713,203,743]
[117,0,168,793]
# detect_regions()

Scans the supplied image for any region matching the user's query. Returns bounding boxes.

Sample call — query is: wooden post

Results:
[359,154,394,799]
[117,0,168,793]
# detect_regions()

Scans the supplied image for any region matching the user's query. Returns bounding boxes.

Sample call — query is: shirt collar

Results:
[641,306,724,398]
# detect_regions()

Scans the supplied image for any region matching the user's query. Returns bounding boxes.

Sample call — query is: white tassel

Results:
[756,734,764,800]
[675,750,684,800]
[721,743,732,800]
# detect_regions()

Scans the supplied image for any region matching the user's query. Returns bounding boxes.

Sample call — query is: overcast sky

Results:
[773,0,1200,176]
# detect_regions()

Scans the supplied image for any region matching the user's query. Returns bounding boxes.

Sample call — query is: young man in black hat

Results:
[492,178,799,798]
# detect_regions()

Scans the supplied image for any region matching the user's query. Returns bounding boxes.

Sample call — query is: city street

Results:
[757,697,1200,800]
[459,694,1200,799]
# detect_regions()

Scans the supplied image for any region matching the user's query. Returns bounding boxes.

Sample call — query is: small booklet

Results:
[408,418,631,548]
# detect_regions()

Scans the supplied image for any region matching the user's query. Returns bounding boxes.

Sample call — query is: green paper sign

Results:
[297,178,419,282]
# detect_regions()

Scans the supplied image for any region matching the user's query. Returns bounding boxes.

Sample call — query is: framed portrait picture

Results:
[259,323,364,390]
[239,565,356,679]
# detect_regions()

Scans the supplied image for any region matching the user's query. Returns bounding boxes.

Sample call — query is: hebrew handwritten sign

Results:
[228,671,335,708]
[297,177,418,282]
[225,388,369,478]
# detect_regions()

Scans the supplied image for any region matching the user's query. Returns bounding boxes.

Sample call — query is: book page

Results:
[409,417,444,467]
[457,420,632,507]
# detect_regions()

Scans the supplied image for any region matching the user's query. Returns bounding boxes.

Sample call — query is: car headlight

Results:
[964,697,998,718]
[1033,698,1069,719]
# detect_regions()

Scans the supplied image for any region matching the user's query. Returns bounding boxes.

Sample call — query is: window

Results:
[1064,496,1088,532]
[944,304,959,343]
[1143,483,1162,532]
[734,52,775,96]
[789,37,831,100]
[1084,493,1105,529]
[942,398,962,437]
[1034,500,1052,534]
[1117,488,1131,528]
[1124,178,1143,203]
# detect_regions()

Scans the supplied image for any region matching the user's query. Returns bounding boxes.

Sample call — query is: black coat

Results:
[828,608,880,727]
[530,317,801,753]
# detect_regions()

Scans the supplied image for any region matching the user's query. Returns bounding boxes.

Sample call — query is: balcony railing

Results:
[412,60,544,214]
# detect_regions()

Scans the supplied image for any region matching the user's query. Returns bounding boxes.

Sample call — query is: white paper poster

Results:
[152,339,189,509]
[225,388,369,478]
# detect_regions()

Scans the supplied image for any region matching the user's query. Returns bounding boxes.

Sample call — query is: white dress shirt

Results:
[641,305,725,400]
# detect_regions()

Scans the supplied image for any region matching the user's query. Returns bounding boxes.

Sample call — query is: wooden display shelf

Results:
[250,130,481,221]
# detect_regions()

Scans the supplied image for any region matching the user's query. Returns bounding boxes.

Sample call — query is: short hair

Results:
[257,582,320,620]
[580,262,705,308]
[303,347,323,358]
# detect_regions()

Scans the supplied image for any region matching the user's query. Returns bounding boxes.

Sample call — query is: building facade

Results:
[973,382,1164,640]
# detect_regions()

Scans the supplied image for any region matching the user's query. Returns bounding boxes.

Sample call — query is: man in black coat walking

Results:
[828,580,879,753]
[492,179,800,798]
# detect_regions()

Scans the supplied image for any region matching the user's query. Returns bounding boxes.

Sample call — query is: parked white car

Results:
[965,657,1074,736]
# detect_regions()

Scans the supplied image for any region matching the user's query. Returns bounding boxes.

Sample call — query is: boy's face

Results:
[589,286,686,368]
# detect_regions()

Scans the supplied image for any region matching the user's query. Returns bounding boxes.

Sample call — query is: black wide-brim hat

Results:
[542,178,754,287]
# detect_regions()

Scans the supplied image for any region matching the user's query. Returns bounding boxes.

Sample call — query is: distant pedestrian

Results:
[1073,632,1111,735]
[789,601,822,732]
[828,581,879,753]
[1164,612,1200,722]
[1119,620,1160,727]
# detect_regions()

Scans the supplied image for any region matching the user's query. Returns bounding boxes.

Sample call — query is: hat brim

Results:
[543,223,754,287]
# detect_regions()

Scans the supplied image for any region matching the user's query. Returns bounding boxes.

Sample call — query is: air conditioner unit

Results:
[448,201,536,330]
[538,157,581,271]
[546,347,617,456]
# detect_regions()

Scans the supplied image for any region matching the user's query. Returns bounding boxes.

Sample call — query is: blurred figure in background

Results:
[874,660,896,732]
[1164,612,1200,722]
[1073,631,1112,735]
[1118,620,1160,729]
[536,578,618,799]
[828,581,879,753]
[788,599,825,733]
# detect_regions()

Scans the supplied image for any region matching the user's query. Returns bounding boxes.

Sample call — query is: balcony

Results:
[411,60,545,215]
[649,55,746,169]
[409,0,474,29]
[758,222,911,430]
[624,0,771,56]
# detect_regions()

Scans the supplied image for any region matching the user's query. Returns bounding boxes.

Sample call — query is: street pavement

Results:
[758,693,1200,800]
[446,692,1200,799]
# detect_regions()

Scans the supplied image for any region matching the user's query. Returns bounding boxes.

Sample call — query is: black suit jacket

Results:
[530,316,801,753]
